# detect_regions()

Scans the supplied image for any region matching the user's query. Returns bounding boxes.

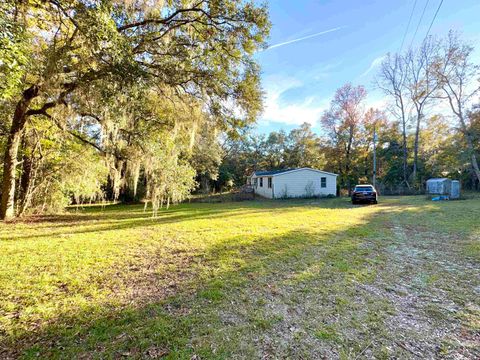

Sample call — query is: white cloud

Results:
[365,91,388,110]
[359,55,386,78]
[260,75,328,126]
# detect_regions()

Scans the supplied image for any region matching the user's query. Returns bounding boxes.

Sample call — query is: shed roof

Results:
[426,178,450,182]
[252,167,338,177]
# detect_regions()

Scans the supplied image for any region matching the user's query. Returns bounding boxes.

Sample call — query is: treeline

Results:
[217,31,480,194]
[218,112,479,194]
[216,123,325,191]
[0,0,270,219]
[1,1,479,220]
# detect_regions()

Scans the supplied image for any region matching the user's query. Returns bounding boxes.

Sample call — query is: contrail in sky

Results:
[267,26,345,50]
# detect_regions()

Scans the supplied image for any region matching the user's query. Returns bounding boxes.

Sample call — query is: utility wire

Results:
[409,0,431,49]
[399,0,419,53]
[424,0,444,40]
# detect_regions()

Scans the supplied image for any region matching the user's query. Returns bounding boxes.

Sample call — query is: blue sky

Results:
[254,0,480,134]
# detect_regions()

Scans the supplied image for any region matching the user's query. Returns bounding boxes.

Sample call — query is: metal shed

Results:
[450,180,461,199]
[426,178,461,199]
[426,178,452,195]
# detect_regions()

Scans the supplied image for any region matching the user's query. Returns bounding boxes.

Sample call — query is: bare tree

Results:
[434,31,480,183]
[377,53,410,188]
[321,84,367,194]
[405,36,441,186]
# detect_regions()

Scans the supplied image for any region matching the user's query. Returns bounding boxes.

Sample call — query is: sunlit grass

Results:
[0,196,479,358]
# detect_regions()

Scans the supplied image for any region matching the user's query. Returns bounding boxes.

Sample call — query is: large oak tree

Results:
[0,0,270,219]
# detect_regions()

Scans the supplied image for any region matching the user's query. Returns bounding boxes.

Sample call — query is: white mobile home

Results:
[249,168,337,199]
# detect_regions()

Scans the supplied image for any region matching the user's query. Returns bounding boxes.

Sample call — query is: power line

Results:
[424,0,444,40]
[409,0,431,49]
[399,0,419,53]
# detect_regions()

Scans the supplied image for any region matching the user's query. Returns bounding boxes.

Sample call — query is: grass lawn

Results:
[0,196,479,359]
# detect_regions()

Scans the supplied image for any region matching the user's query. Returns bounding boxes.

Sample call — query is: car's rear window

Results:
[355,186,374,192]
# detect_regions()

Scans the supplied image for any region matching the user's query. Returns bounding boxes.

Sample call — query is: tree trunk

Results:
[459,115,480,184]
[18,149,36,217]
[401,115,409,188]
[412,111,422,187]
[346,127,354,196]
[345,156,351,195]
[200,175,210,194]
[0,85,39,220]
[467,136,480,183]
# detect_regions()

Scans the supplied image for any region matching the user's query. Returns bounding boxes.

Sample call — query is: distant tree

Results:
[404,37,441,185]
[362,108,387,183]
[284,123,326,169]
[420,115,459,180]
[218,132,265,188]
[219,123,326,190]
[191,122,224,194]
[374,123,405,191]
[433,31,480,184]
[263,130,288,169]
[321,84,367,193]
[377,53,410,187]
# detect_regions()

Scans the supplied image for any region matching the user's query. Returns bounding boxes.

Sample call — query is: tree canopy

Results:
[0,0,270,219]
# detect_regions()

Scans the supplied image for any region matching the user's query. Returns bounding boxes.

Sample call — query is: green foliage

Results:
[60,153,109,205]
[0,2,30,100]
[144,135,197,214]
[190,121,224,189]
[24,127,109,213]
[0,0,271,217]
[218,123,326,189]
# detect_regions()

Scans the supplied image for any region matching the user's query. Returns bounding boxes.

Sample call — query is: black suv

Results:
[352,185,378,204]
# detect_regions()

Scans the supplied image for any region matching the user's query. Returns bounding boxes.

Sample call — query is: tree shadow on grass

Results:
[0,198,357,242]
[0,209,256,241]
[4,198,477,358]
[1,205,382,359]
[13,197,356,225]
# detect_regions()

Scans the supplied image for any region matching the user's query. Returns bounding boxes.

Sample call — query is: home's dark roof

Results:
[252,168,338,177]
[253,169,296,176]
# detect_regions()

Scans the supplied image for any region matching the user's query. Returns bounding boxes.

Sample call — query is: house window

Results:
[321,177,327,188]
[268,177,272,188]
[254,178,258,187]
[260,177,263,187]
